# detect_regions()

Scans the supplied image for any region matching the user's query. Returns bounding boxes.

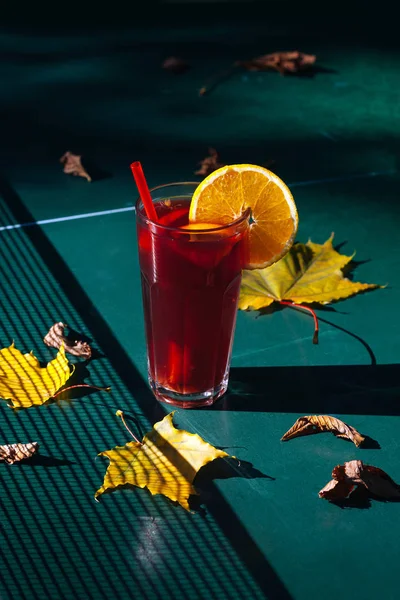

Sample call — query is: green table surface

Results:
[1,7,400,600]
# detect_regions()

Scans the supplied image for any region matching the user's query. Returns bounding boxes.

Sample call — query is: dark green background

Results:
[1,5,399,599]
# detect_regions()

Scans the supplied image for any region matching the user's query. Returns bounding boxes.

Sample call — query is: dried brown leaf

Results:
[194,148,224,176]
[281,415,365,447]
[332,464,347,481]
[341,459,364,482]
[0,442,39,464]
[199,51,316,96]
[237,51,316,74]
[318,478,355,500]
[360,465,400,499]
[162,57,190,74]
[60,151,91,182]
[44,322,92,359]
[194,151,273,175]
[320,460,400,501]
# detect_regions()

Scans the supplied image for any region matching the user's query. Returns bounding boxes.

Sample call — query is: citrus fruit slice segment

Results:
[189,164,298,269]
[180,222,221,230]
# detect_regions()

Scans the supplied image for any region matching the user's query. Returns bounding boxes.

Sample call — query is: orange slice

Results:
[189,164,298,269]
[180,222,221,230]
[180,222,232,245]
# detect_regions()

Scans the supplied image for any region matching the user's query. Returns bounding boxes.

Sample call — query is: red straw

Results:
[130,161,158,222]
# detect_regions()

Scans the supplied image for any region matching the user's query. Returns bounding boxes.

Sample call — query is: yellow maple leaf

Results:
[0,344,73,409]
[95,411,231,511]
[239,234,382,310]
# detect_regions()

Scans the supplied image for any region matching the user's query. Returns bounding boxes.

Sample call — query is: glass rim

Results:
[135,181,250,233]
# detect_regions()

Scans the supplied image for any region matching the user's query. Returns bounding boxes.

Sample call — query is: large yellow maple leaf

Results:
[0,344,72,409]
[95,411,231,511]
[239,234,382,310]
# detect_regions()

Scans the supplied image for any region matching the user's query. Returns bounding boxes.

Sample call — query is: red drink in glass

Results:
[136,183,249,408]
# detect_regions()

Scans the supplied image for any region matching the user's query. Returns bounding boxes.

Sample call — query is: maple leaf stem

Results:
[52,384,111,398]
[116,410,142,444]
[279,301,319,344]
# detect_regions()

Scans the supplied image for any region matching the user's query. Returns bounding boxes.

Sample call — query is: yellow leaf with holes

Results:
[95,412,231,510]
[239,234,382,310]
[0,344,73,409]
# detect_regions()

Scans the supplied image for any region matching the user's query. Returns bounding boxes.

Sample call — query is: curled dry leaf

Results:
[194,148,224,176]
[281,415,365,447]
[0,442,39,464]
[60,151,91,182]
[199,51,316,96]
[237,51,316,74]
[44,322,92,359]
[319,460,400,501]
[162,57,190,74]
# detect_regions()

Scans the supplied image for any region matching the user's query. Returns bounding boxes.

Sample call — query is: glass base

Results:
[149,377,228,408]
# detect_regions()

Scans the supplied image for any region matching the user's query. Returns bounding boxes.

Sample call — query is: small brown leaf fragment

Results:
[60,151,91,182]
[44,322,92,359]
[195,148,224,176]
[0,442,39,464]
[162,57,189,74]
[320,460,400,502]
[342,459,364,482]
[360,465,400,499]
[281,415,365,447]
[318,478,355,500]
[332,464,346,481]
[237,51,316,75]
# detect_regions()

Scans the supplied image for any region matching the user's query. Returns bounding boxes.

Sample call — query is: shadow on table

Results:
[220,363,400,416]
[20,454,76,467]
[324,484,400,510]
[0,177,293,600]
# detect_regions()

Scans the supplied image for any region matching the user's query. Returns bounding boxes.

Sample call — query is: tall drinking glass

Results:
[136,182,249,408]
